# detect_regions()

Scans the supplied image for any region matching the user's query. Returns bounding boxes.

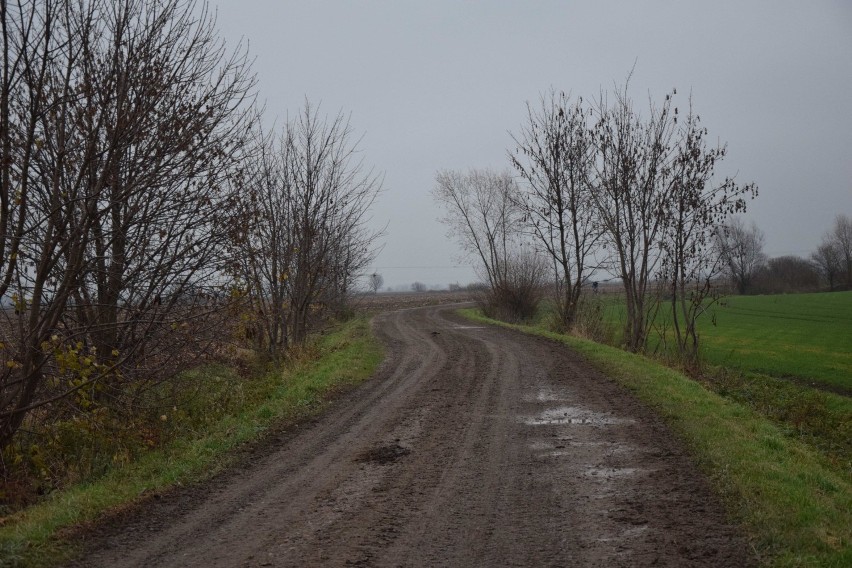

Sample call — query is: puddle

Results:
[528,439,576,457]
[525,386,574,403]
[583,467,641,478]
[522,406,635,426]
[548,450,574,457]
[529,440,555,451]
[558,439,611,446]
[547,443,635,458]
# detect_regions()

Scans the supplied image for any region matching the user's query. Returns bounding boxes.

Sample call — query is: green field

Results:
[597,291,852,391]
[700,292,852,391]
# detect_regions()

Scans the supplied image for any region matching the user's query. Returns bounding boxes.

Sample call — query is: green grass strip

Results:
[588,290,852,390]
[460,308,851,567]
[0,316,382,568]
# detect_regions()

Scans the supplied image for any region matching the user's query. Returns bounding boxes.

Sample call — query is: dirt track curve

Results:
[72,304,751,567]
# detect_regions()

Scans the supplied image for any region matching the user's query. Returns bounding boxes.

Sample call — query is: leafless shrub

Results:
[480,251,547,323]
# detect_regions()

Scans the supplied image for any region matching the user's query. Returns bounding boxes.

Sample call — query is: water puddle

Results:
[583,467,642,479]
[528,439,577,458]
[525,386,574,403]
[522,406,635,426]
[541,441,636,458]
[548,450,574,457]
[557,439,612,446]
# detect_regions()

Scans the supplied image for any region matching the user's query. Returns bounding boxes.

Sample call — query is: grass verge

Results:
[0,316,382,568]
[706,368,851,472]
[461,308,851,567]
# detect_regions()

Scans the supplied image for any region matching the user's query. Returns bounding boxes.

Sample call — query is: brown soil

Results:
[353,289,477,313]
[69,304,752,567]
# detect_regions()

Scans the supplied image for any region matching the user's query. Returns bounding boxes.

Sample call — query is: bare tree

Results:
[829,214,852,288]
[580,79,758,355]
[0,0,92,449]
[411,281,426,293]
[0,0,255,450]
[432,169,545,320]
[509,89,601,329]
[227,126,290,356]
[589,83,680,352]
[230,103,382,357]
[656,102,755,365]
[65,0,255,392]
[283,103,382,344]
[716,216,767,295]
[752,256,820,294]
[433,169,520,290]
[368,273,384,294]
[811,240,843,291]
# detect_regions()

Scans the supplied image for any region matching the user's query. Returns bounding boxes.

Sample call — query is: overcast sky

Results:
[214,0,852,289]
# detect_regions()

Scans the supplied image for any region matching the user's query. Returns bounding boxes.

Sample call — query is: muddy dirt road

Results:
[75,305,750,567]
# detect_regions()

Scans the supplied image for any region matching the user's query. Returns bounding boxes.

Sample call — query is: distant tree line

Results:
[0,1,381,454]
[718,213,852,295]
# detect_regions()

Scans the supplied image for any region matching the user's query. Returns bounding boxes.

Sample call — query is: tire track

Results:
[72,304,751,567]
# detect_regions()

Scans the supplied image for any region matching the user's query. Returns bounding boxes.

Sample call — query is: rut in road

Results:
[73,305,751,567]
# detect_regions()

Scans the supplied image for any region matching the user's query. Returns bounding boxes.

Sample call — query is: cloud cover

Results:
[214,0,852,288]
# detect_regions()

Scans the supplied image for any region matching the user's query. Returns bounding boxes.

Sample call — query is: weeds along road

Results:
[75,305,750,567]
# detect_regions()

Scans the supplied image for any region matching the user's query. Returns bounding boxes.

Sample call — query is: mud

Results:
[70,304,752,567]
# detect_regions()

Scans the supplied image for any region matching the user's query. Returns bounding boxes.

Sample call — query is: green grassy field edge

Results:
[0,316,383,568]
[460,308,851,567]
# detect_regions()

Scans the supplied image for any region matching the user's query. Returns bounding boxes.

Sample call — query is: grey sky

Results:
[214,0,852,289]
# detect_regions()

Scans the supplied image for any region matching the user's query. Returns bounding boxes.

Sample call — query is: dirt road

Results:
[74,305,750,567]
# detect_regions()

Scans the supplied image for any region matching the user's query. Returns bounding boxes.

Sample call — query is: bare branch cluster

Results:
[590,85,755,355]
[432,169,548,320]
[812,214,852,290]
[368,273,384,294]
[509,89,601,328]
[716,217,768,295]
[506,82,757,357]
[0,0,256,450]
[433,169,521,291]
[228,103,382,359]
